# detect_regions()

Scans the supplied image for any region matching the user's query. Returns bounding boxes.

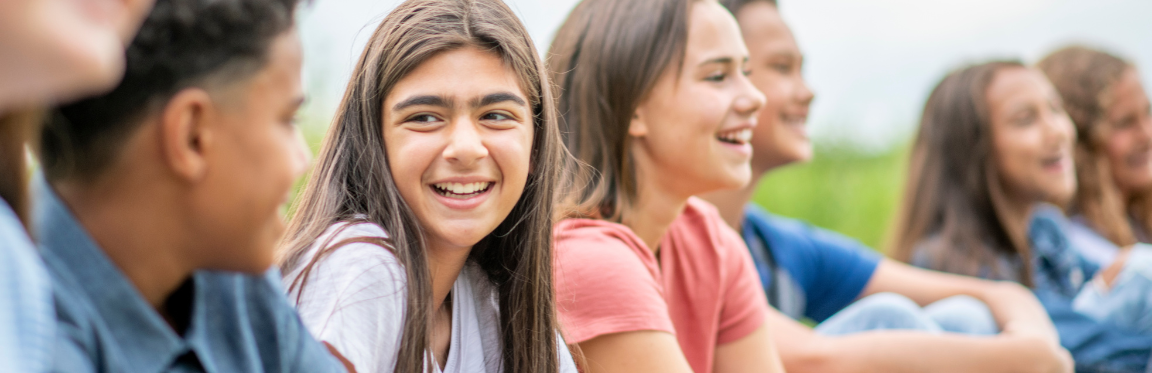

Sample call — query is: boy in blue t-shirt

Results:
[36,0,353,371]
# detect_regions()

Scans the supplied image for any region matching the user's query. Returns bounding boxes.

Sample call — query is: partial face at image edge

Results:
[0,0,154,108]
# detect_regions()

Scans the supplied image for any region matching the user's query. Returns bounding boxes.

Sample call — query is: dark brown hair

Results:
[718,0,776,14]
[41,0,301,183]
[0,109,41,227]
[278,0,564,372]
[549,0,697,221]
[892,61,1036,286]
[1038,45,1139,246]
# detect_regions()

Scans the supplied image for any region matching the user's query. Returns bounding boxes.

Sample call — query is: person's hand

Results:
[323,342,357,373]
[996,332,1074,373]
[1098,247,1133,289]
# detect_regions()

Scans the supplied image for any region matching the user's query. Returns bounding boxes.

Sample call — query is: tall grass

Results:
[751,144,910,253]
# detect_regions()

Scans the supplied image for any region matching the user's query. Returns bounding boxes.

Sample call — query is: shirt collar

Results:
[34,177,207,372]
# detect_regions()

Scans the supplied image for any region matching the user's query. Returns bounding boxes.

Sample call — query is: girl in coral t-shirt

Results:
[548,1,784,372]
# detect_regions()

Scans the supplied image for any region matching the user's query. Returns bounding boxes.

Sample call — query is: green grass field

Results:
[751,145,910,253]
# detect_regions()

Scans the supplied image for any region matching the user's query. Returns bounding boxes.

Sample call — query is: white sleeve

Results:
[557,333,579,373]
[288,241,407,373]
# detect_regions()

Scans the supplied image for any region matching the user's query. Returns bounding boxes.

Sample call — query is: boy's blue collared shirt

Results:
[0,199,53,373]
[35,180,346,373]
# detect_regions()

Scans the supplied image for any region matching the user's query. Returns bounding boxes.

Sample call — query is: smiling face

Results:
[382,47,534,254]
[1101,67,1152,199]
[987,67,1077,205]
[735,1,814,173]
[630,1,765,198]
[193,29,309,273]
[0,0,153,108]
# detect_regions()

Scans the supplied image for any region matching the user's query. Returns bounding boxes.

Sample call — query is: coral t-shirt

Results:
[554,197,769,373]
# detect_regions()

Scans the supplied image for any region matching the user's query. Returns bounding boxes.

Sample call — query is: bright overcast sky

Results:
[297,0,1152,152]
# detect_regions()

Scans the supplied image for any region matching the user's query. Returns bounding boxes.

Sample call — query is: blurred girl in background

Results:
[548,0,784,372]
[0,0,152,371]
[278,0,576,371]
[894,60,1152,372]
[1038,46,1152,267]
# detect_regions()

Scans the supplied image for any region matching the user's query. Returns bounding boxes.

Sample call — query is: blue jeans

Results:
[815,292,999,336]
[1073,245,1152,335]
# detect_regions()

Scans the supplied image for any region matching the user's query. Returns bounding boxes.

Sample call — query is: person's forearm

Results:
[971,282,1059,342]
[789,332,1070,373]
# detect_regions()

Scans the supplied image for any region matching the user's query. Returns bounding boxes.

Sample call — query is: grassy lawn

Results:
[751,145,910,253]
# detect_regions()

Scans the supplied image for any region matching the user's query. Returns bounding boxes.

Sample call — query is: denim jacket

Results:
[914,205,1152,373]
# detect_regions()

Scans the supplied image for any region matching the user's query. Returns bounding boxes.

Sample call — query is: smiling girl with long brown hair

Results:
[548,0,785,372]
[277,0,575,372]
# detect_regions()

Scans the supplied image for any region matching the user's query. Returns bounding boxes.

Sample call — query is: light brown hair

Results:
[892,61,1036,286]
[1038,46,1140,246]
[549,0,698,221]
[277,0,565,372]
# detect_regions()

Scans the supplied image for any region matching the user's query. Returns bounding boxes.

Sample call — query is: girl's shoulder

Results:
[283,220,405,305]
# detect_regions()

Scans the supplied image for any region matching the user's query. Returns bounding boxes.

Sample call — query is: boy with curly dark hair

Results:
[37,0,351,371]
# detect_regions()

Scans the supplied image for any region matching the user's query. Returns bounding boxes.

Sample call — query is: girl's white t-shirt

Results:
[283,222,578,373]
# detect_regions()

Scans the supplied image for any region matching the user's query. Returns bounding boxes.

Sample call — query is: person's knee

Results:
[847,293,935,329]
[853,293,923,318]
[925,295,999,335]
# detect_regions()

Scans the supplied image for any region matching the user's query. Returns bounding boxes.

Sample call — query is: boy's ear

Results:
[158,88,215,182]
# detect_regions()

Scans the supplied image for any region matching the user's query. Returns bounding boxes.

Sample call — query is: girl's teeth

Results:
[434,182,490,195]
[718,129,752,144]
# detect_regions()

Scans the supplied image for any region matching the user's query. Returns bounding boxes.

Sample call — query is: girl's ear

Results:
[629,108,649,138]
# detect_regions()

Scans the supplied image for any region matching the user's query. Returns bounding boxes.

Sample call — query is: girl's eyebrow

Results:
[471,92,526,108]
[393,94,452,111]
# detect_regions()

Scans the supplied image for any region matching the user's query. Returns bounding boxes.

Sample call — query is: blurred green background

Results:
[749,144,909,254]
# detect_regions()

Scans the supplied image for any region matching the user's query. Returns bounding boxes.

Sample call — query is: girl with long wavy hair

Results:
[548,0,784,372]
[0,0,153,371]
[277,0,575,372]
[1037,46,1152,268]
[893,60,1152,372]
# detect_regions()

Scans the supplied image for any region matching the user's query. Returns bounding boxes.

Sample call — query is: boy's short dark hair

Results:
[41,0,302,182]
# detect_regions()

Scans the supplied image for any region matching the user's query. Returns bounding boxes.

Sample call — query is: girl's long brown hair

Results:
[277,0,564,371]
[1038,46,1142,246]
[891,61,1036,286]
[548,0,697,221]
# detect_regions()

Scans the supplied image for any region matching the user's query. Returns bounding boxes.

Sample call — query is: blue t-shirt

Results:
[741,204,881,322]
[0,199,53,372]
[35,181,346,373]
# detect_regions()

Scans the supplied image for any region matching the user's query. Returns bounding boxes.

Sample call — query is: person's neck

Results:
[701,166,769,231]
[425,239,472,315]
[996,189,1038,248]
[623,174,690,254]
[53,174,197,313]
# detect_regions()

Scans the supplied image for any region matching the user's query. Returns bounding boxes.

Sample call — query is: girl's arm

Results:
[713,323,785,373]
[573,331,694,373]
